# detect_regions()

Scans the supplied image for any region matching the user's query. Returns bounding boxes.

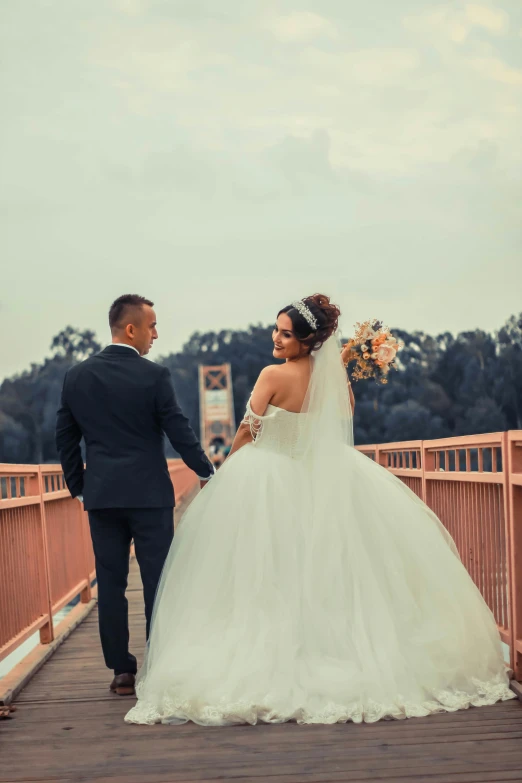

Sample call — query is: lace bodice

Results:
[242,400,307,459]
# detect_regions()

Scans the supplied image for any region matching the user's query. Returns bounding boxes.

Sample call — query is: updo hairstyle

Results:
[278,294,341,352]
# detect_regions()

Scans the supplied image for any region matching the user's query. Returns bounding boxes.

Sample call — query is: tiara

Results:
[291,300,318,330]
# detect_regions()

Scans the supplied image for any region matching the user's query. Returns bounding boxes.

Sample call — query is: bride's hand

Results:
[340,341,355,366]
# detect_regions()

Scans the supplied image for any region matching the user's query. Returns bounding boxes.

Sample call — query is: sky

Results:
[1,0,521,379]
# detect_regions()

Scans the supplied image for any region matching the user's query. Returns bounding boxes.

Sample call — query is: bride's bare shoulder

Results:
[257,363,286,382]
[257,363,302,393]
[256,363,293,386]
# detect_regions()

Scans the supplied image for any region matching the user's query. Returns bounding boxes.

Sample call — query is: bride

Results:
[125,294,515,726]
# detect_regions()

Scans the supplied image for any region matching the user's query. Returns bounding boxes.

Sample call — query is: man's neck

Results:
[112,341,140,355]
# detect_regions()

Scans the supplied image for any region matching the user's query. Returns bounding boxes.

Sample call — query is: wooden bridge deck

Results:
[2,560,522,783]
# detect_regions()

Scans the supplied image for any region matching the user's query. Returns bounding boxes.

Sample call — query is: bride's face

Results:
[272,313,306,360]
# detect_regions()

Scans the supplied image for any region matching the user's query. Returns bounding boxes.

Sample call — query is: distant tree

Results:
[383,400,448,442]
[0,411,31,463]
[1,315,521,463]
[50,326,102,362]
[0,327,101,463]
[457,396,507,436]
[495,313,522,429]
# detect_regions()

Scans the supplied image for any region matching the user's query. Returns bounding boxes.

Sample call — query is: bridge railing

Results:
[0,460,195,670]
[356,431,522,680]
[507,432,522,682]
[1,437,521,681]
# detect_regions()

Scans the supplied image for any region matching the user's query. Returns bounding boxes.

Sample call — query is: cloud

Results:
[464,3,509,34]
[397,2,521,175]
[468,54,522,83]
[263,11,338,43]
[1,0,521,382]
[262,129,336,189]
[114,0,148,15]
[404,3,509,44]
[301,46,420,86]
[89,21,233,98]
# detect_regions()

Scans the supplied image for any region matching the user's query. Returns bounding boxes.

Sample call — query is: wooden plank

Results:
[424,433,505,449]
[0,600,97,706]
[42,489,71,502]
[9,773,522,783]
[0,495,40,510]
[3,557,522,783]
[50,580,89,616]
[511,680,522,702]
[424,471,505,485]
[3,742,522,783]
[0,614,49,664]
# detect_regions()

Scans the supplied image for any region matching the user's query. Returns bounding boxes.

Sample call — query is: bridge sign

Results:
[198,364,236,467]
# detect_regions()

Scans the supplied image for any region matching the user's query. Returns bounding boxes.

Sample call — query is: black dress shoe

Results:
[110,673,136,696]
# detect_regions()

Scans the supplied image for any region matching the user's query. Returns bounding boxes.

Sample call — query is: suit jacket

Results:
[56,345,213,510]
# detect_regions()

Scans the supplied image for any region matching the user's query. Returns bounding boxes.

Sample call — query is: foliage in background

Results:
[0,316,520,464]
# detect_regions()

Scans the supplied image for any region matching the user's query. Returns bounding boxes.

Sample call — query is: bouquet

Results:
[341,320,403,384]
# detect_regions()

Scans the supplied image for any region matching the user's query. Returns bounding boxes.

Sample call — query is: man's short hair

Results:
[109,294,154,331]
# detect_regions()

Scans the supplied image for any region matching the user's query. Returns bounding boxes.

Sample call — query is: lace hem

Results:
[125,676,516,726]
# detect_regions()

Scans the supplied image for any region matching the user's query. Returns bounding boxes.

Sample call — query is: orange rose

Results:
[363,352,370,360]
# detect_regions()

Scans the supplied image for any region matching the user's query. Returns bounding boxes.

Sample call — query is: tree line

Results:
[1,315,521,464]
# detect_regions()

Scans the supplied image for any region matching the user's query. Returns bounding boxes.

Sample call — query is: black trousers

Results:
[88,507,174,675]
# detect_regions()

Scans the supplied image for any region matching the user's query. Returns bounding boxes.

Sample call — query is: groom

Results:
[56,294,214,695]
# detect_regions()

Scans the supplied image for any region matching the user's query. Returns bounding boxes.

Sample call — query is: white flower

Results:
[377,344,397,364]
[360,343,368,352]
[360,326,376,342]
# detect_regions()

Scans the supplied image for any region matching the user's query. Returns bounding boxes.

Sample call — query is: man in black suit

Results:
[56,294,214,695]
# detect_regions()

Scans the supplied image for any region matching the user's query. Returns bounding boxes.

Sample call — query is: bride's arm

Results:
[348,380,355,414]
[227,367,278,458]
[341,343,356,415]
[228,421,253,457]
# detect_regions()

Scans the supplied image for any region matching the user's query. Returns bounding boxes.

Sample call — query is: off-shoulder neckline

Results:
[266,403,302,415]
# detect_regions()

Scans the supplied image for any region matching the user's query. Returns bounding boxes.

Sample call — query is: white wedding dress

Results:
[125,336,514,726]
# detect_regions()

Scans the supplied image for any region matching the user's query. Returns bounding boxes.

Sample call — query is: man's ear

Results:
[125,323,135,339]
